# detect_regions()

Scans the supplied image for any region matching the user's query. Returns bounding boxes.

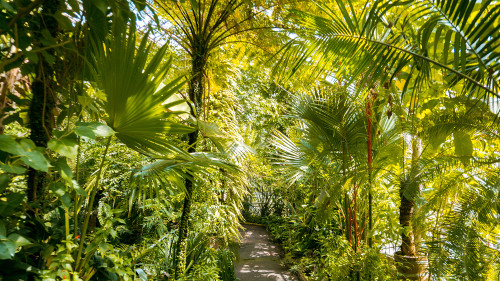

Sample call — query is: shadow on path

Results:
[235,224,297,281]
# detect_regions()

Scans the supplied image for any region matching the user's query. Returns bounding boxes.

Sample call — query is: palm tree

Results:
[272,86,402,278]
[71,25,192,278]
[276,0,499,98]
[414,97,500,279]
[153,0,268,277]
[274,0,499,279]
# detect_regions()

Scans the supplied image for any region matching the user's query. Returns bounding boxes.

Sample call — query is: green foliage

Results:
[1,0,499,280]
[90,26,193,157]
[0,135,50,172]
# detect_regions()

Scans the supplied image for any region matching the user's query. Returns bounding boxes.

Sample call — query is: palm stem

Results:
[74,135,81,236]
[174,42,205,280]
[366,94,373,249]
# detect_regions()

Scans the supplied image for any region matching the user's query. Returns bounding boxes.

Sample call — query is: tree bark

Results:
[399,180,416,256]
[399,137,420,256]
[173,52,205,279]
[27,1,61,202]
[396,137,427,280]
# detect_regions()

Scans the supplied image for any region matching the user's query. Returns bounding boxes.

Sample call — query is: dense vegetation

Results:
[0,0,499,280]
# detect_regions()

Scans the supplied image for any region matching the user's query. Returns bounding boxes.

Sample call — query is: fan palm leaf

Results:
[293,89,367,168]
[271,88,369,191]
[90,27,193,156]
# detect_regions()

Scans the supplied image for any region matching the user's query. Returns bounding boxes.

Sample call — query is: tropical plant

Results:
[276,0,499,98]
[2,0,500,280]
[273,0,500,278]
[69,23,193,277]
[270,85,402,279]
[151,0,273,276]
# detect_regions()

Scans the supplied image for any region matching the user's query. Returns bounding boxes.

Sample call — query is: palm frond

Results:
[90,27,193,156]
[128,151,240,209]
[198,120,254,164]
[275,0,500,103]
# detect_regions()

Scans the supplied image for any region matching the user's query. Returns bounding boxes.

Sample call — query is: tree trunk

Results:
[0,69,23,135]
[365,92,373,249]
[27,1,61,203]
[173,52,205,279]
[396,137,427,280]
[173,173,193,278]
[399,181,416,256]
[399,136,420,256]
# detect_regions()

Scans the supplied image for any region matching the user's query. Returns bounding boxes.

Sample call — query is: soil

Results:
[234,224,297,281]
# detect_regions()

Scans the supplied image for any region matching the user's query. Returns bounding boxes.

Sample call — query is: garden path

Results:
[235,224,297,281]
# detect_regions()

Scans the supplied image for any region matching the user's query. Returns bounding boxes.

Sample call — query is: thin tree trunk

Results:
[399,137,419,256]
[345,193,352,245]
[353,189,358,251]
[396,137,427,281]
[173,131,197,279]
[399,181,416,256]
[366,93,373,248]
[174,53,205,279]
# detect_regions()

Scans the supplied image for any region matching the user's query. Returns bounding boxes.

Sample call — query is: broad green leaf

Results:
[50,182,73,209]
[20,151,50,172]
[135,268,147,281]
[72,180,87,197]
[18,138,36,149]
[0,193,24,217]
[50,182,66,197]
[60,194,72,209]
[0,164,26,174]
[48,137,78,159]
[93,123,115,137]
[54,158,73,183]
[7,233,32,248]
[0,240,16,259]
[76,122,115,138]
[0,135,24,155]
[74,126,96,139]
[77,95,93,108]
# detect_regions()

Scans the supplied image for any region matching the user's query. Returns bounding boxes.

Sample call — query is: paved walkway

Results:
[235,224,297,281]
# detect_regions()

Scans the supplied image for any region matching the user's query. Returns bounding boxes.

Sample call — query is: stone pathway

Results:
[235,224,297,281]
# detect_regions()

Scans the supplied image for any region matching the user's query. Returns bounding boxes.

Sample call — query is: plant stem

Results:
[74,135,81,236]
[74,136,113,273]
[65,207,70,255]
